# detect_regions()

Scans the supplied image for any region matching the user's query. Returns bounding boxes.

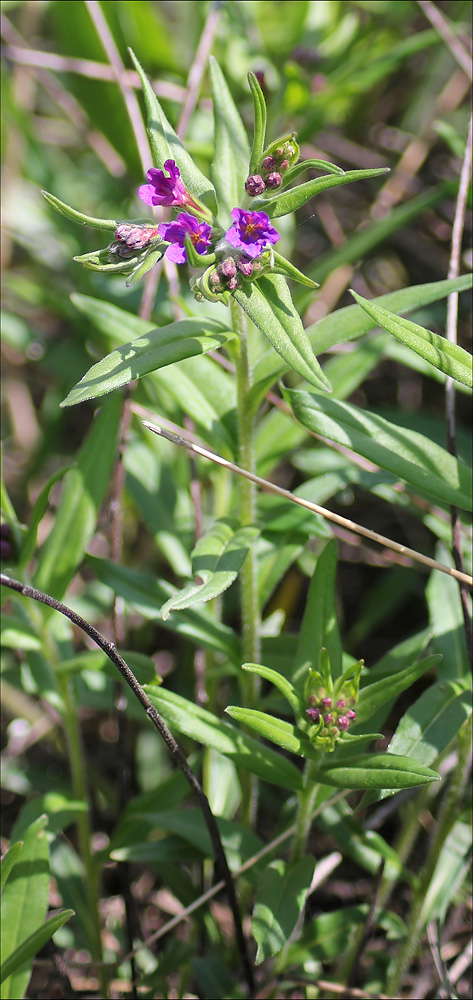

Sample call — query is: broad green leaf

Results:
[0,816,49,1000]
[283,387,472,511]
[41,190,117,230]
[294,539,342,685]
[160,525,259,619]
[129,49,216,206]
[420,821,471,925]
[209,57,250,223]
[252,274,473,400]
[248,71,267,174]
[252,857,316,964]
[320,753,440,789]
[87,557,241,664]
[0,843,23,894]
[355,655,441,725]
[234,275,331,391]
[1,614,41,651]
[0,911,74,986]
[144,687,304,791]
[375,679,472,803]
[427,552,470,679]
[251,167,389,219]
[293,905,367,961]
[33,394,122,600]
[61,318,232,406]
[351,290,473,388]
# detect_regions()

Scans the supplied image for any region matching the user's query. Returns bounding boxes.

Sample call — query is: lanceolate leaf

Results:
[41,190,117,230]
[351,290,473,388]
[320,753,440,790]
[242,663,301,715]
[225,706,316,759]
[293,539,343,686]
[234,275,331,391]
[252,858,316,965]
[209,57,250,223]
[251,167,389,219]
[282,158,345,184]
[144,687,304,791]
[251,274,473,399]
[0,816,49,1000]
[283,387,472,511]
[355,655,441,725]
[129,49,216,206]
[60,318,232,406]
[248,71,267,174]
[271,250,318,288]
[0,911,74,986]
[160,525,259,619]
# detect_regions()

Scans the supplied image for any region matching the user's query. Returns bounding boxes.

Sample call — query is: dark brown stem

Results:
[0,572,255,998]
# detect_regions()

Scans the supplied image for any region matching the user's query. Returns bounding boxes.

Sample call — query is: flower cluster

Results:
[136,160,280,282]
[305,693,357,735]
[299,652,363,752]
[245,135,299,197]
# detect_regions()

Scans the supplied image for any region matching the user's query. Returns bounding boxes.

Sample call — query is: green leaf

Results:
[87,557,241,664]
[1,614,42,651]
[33,395,122,600]
[283,387,472,511]
[248,72,267,174]
[420,821,471,926]
[234,275,331,392]
[241,663,301,715]
[427,551,470,679]
[225,706,315,759]
[160,524,259,619]
[41,190,117,230]
[252,857,316,964]
[375,679,472,803]
[355,655,441,725]
[251,167,389,219]
[209,57,250,223]
[18,466,70,567]
[351,290,473,388]
[282,158,345,184]
[125,247,166,287]
[0,843,23,894]
[0,910,74,986]
[60,317,232,406]
[0,816,49,999]
[129,49,215,206]
[293,539,342,685]
[252,274,473,399]
[271,250,318,288]
[144,687,304,792]
[320,753,440,790]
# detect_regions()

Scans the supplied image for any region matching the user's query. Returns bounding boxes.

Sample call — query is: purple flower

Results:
[158,213,212,264]
[139,160,193,209]
[225,209,280,259]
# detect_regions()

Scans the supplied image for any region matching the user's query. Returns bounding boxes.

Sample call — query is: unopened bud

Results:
[337,716,350,731]
[345,710,357,721]
[115,223,160,249]
[280,159,290,172]
[209,269,223,288]
[306,707,321,723]
[336,700,346,709]
[237,259,253,277]
[262,155,276,171]
[245,174,266,196]
[266,172,282,189]
[227,276,239,291]
[323,713,334,725]
[321,697,332,709]
[219,257,237,278]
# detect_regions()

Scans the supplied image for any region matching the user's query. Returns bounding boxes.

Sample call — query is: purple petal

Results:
[165,243,187,264]
[139,184,157,206]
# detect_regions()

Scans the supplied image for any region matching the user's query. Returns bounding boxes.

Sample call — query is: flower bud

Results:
[321,697,332,709]
[262,155,276,171]
[219,257,237,278]
[323,713,334,725]
[306,707,321,723]
[337,716,350,731]
[280,159,290,172]
[336,700,346,709]
[209,269,223,289]
[227,276,239,291]
[345,710,357,721]
[245,174,266,196]
[237,259,254,277]
[266,172,282,189]
[115,223,160,250]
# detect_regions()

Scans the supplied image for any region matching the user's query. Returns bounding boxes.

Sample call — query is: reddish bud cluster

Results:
[109,224,161,258]
[305,691,357,736]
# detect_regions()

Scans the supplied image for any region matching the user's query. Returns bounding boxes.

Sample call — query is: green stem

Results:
[386,713,472,997]
[230,298,261,827]
[291,761,320,864]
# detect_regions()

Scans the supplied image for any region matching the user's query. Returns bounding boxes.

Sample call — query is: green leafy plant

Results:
[1,4,471,998]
